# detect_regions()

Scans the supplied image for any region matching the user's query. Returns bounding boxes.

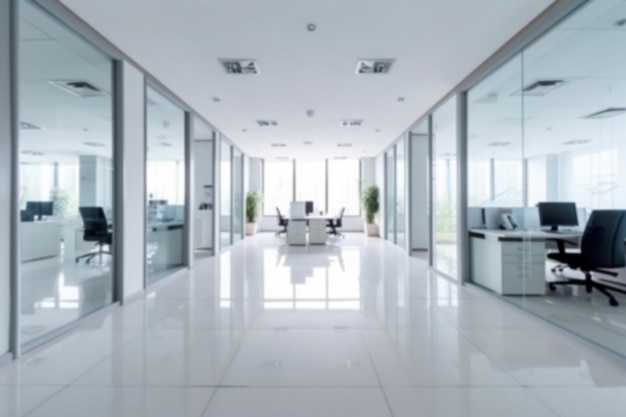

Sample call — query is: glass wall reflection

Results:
[220,140,232,249]
[18,1,114,344]
[396,140,406,249]
[232,148,243,243]
[466,0,626,358]
[146,87,186,285]
[385,148,395,243]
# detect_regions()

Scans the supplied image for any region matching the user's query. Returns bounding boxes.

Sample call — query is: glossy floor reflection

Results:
[2,233,626,416]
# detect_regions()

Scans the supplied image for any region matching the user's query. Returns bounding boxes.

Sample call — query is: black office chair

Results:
[76,207,112,264]
[327,207,345,238]
[275,207,288,236]
[547,210,626,307]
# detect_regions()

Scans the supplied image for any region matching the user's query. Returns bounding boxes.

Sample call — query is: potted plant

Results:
[245,191,262,236]
[362,185,380,237]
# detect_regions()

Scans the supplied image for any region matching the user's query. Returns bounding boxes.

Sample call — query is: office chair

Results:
[327,207,345,238]
[547,210,626,307]
[275,207,288,236]
[76,207,113,264]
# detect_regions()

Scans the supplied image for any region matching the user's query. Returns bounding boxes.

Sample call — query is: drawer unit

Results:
[287,221,307,245]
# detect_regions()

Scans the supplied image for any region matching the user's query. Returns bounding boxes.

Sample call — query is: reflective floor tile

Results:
[0,386,63,417]
[531,387,626,417]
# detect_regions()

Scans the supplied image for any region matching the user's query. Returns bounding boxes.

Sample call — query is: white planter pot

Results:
[365,222,379,237]
[245,223,257,236]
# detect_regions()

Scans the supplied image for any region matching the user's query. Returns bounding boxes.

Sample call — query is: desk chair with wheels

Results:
[547,210,626,307]
[76,207,112,264]
[327,207,345,238]
[276,207,288,236]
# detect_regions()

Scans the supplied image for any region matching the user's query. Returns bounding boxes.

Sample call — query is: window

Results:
[493,160,523,206]
[295,161,326,213]
[467,160,490,206]
[328,159,360,216]
[570,150,618,210]
[263,160,294,215]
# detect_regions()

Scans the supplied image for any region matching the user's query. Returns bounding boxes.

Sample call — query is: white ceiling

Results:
[58,0,555,160]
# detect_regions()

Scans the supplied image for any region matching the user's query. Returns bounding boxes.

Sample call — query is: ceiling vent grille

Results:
[270,143,286,147]
[50,80,108,98]
[20,121,41,130]
[337,143,352,147]
[355,59,394,74]
[513,80,566,96]
[583,108,626,119]
[487,141,510,147]
[340,119,363,127]
[83,141,107,148]
[257,120,278,127]
[220,59,260,74]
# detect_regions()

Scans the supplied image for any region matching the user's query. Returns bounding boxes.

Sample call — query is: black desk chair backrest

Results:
[276,207,288,226]
[335,207,345,228]
[581,210,626,268]
[79,207,110,241]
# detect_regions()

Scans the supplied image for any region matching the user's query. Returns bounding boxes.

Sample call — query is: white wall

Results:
[193,139,213,249]
[410,134,429,250]
[120,62,146,300]
[0,0,12,356]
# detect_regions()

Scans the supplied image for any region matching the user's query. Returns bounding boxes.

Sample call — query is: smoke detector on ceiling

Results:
[50,80,108,98]
[583,107,626,119]
[257,120,278,127]
[513,80,566,96]
[356,59,394,74]
[219,59,260,74]
[20,121,41,130]
[340,119,363,127]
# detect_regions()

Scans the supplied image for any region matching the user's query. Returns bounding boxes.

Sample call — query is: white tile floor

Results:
[1,233,626,416]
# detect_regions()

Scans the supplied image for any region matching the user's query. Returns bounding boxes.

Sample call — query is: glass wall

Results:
[396,140,406,249]
[432,96,458,279]
[220,140,232,248]
[18,1,115,344]
[466,0,626,358]
[232,148,243,243]
[146,86,186,285]
[385,149,396,242]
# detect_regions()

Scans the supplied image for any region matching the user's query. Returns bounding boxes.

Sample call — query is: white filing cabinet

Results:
[308,219,327,245]
[471,237,546,295]
[287,220,307,245]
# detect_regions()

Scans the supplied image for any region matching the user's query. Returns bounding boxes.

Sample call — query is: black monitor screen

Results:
[537,202,578,231]
[26,201,54,219]
[305,201,314,215]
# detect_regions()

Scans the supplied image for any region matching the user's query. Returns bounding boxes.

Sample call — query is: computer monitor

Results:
[537,202,578,232]
[305,201,314,215]
[25,201,54,220]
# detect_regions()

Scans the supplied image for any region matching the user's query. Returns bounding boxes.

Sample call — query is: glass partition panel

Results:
[295,160,326,214]
[146,87,186,285]
[232,148,243,242]
[432,96,458,279]
[220,141,232,248]
[327,159,360,216]
[18,1,115,343]
[385,149,396,243]
[396,140,406,249]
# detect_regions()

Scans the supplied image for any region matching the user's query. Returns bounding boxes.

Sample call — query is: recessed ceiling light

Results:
[160,142,172,147]
[270,143,286,147]
[334,156,348,160]
[375,129,380,132]
[564,139,591,145]
[303,141,313,145]
[212,97,221,102]
[355,59,395,74]
[21,150,44,156]
[337,143,352,147]
[242,129,247,132]
[219,59,260,74]
[487,141,510,147]
[615,18,626,27]
[83,141,106,148]
[257,120,278,127]
[397,97,406,102]
[276,156,290,160]
[583,108,626,119]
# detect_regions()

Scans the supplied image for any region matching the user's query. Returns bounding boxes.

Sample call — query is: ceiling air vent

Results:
[340,119,363,127]
[487,141,510,147]
[270,143,286,147]
[337,143,352,147]
[20,121,41,130]
[583,108,626,119]
[220,59,260,74]
[50,80,108,98]
[83,141,107,148]
[257,120,278,127]
[513,80,566,96]
[355,59,394,74]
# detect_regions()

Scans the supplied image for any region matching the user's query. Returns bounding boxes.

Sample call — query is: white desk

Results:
[148,222,184,267]
[286,215,336,246]
[469,229,582,295]
[21,221,62,262]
